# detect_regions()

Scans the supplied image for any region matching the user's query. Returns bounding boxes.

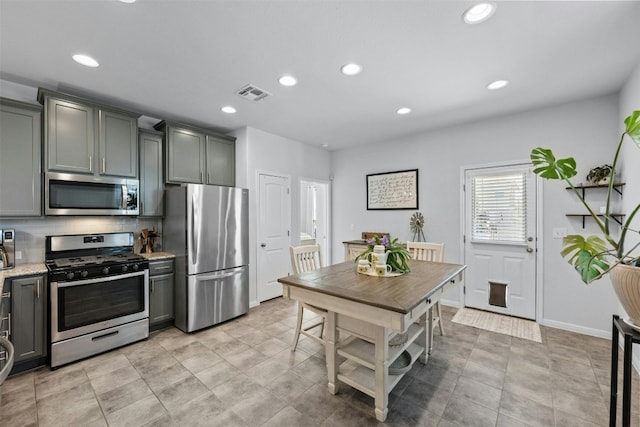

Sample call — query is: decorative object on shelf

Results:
[389,332,408,347]
[366,169,418,210]
[530,111,640,327]
[388,350,412,375]
[586,164,613,184]
[409,212,426,241]
[355,235,411,273]
[139,226,160,254]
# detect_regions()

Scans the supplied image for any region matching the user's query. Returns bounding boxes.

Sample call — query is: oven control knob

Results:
[132,264,139,271]
[122,265,129,272]
[102,267,110,275]
[81,270,89,278]
[66,272,75,280]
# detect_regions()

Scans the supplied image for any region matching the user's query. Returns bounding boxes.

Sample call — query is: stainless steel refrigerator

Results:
[164,184,249,332]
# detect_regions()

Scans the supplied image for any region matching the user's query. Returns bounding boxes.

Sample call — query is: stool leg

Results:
[291,304,304,351]
[610,316,619,427]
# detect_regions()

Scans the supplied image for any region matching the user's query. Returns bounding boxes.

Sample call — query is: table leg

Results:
[623,332,633,426]
[427,306,434,355]
[326,311,338,395]
[417,312,429,364]
[610,315,619,427]
[374,325,389,422]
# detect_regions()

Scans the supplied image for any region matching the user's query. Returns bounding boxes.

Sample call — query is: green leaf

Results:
[530,147,578,180]
[575,250,610,283]
[560,235,611,283]
[625,110,640,147]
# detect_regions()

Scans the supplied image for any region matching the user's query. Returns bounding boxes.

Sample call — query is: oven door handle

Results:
[52,270,147,288]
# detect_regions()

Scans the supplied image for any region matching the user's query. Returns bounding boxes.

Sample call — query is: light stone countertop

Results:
[139,252,176,261]
[1,263,48,291]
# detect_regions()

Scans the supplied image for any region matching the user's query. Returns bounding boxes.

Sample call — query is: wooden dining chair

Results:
[406,241,446,336]
[289,244,327,351]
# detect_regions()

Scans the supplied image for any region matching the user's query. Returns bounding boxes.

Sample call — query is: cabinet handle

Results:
[200,171,203,183]
[151,278,155,293]
[7,313,10,338]
[89,155,92,173]
[102,158,106,173]
[36,279,40,299]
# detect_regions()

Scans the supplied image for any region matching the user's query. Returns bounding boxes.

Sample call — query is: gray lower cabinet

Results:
[139,130,164,217]
[149,260,174,328]
[155,121,235,186]
[0,98,42,216]
[38,88,139,178]
[10,274,47,365]
[206,134,235,186]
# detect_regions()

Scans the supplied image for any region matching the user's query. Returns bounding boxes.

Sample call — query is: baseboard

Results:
[250,299,260,308]
[539,318,609,339]
[440,299,461,308]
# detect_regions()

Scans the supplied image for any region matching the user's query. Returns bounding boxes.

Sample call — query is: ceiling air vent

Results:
[235,84,271,102]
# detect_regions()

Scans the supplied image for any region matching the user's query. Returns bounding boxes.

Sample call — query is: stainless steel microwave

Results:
[45,172,139,216]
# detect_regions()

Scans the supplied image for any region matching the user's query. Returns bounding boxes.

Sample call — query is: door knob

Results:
[526,247,534,253]
[260,243,267,248]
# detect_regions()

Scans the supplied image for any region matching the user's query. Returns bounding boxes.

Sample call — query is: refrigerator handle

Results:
[191,193,198,264]
[196,270,240,281]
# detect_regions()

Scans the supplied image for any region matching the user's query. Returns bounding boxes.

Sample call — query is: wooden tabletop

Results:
[278,260,466,314]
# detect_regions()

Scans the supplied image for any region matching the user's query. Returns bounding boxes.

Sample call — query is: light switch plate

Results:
[552,228,567,239]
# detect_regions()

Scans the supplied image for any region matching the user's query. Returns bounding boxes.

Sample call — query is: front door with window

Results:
[463,164,537,319]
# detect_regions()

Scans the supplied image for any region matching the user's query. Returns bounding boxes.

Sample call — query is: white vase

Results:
[610,264,640,329]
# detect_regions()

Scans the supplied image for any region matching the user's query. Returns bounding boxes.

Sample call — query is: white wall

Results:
[331,95,621,337]
[231,127,331,307]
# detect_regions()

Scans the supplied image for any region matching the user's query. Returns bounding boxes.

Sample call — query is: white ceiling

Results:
[1,1,639,151]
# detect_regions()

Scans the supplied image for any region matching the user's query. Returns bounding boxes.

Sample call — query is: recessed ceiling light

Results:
[119,0,136,3]
[72,54,99,67]
[340,63,362,76]
[221,106,237,114]
[487,79,509,90]
[278,75,297,87]
[397,107,412,115]
[463,2,496,24]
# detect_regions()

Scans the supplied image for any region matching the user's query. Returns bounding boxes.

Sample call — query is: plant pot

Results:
[610,264,640,330]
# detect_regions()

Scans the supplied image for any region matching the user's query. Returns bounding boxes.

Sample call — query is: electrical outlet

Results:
[15,250,22,260]
[552,228,567,239]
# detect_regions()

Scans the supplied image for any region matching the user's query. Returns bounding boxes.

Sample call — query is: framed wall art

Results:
[366,169,418,210]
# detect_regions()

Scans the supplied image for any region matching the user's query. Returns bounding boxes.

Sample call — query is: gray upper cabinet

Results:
[139,129,164,217]
[206,134,235,186]
[99,109,138,177]
[155,121,235,186]
[38,89,139,178]
[0,98,42,216]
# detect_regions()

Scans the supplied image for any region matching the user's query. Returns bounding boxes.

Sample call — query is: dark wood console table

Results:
[610,314,640,427]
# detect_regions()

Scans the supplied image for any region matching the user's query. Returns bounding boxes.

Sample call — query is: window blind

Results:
[471,173,527,243]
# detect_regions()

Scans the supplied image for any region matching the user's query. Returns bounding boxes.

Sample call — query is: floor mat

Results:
[451,307,542,343]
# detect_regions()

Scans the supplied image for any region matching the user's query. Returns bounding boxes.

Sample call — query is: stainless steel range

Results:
[45,232,149,368]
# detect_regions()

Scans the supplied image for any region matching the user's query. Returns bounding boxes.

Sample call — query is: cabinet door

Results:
[139,131,164,217]
[99,109,138,177]
[46,97,94,173]
[206,135,235,186]
[166,127,205,184]
[149,273,174,325]
[0,102,42,216]
[11,275,46,363]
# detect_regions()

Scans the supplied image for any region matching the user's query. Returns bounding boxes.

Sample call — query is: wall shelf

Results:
[567,182,625,197]
[565,182,626,228]
[566,213,625,228]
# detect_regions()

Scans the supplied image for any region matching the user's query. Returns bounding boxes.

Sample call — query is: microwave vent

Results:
[235,84,271,102]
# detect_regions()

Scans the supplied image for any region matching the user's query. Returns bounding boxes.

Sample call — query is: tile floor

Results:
[1,298,638,426]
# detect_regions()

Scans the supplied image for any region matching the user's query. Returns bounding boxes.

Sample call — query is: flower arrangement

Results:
[355,235,411,273]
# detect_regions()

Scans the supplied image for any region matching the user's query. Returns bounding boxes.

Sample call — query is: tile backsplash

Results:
[0,216,162,264]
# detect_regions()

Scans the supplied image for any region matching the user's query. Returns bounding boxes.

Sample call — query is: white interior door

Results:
[257,173,291,302]
[299,179,331,264]
[463,164,537,319]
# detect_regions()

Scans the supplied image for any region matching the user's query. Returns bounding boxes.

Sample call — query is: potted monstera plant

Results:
[530,111,640,327]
